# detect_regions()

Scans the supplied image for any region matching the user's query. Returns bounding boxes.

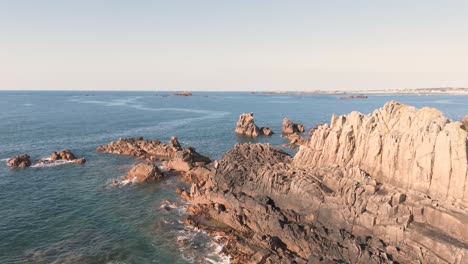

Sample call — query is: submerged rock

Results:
[182,101,468,263]
[124,162,164,183]
[7,154,31,168]
[281,118,304,134]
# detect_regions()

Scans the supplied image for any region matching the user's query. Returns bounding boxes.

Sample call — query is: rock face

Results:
[182,102,468,263]
[462,115,468,131]
[294,101,468,206]
[282,118,304,134]
[124,162,164,183]
[50,149,86,164]
[97,136,211,172]
[235,113,273,137]
[7,154,31,168]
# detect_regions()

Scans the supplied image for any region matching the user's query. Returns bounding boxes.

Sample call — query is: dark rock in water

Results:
[282,118,304,134]
[124,162,164,183]
[260,127,274,136]
[339,95,368,99]
[235,113,274,137]
[7,154,31,168]
[173,92,193,96]
[181,102,468,263]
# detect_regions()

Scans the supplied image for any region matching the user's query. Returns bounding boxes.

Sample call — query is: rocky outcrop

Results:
[182,101,468,263]
[294,101,468,206]
[123,162,164,183]
[462,115,468,131]
[98,136,211,172]
[235,113,273,137]
[50,149,86,164]
[282,118,304,134]
[7,154,31,168]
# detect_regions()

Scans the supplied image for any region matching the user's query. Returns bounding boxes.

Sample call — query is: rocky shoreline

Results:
[4,101,468,263]
[180,101,468,263]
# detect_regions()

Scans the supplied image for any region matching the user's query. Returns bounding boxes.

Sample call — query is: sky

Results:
[1,0,467,91]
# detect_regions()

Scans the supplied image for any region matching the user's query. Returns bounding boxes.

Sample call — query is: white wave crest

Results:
[30,158,75,168]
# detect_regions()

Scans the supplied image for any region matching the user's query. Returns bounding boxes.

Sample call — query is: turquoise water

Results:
[1,91,467,264]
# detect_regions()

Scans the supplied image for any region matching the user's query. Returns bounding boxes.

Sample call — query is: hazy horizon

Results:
[1,1,468,91]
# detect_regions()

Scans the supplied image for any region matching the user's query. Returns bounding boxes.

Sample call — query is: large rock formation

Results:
[7,154,31,168]
[124,162,164,183]
[235,113,273,137]
[182,101,468,263]
[294,101,468,206]
[282,118,304,134]
[97,136,211,172]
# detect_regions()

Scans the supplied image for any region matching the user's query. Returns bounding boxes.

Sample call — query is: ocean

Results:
[1,91,467,264]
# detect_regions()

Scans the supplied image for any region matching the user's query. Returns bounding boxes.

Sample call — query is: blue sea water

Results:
[0,91,467,264]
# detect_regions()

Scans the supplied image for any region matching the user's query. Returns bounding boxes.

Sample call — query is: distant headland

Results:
[251,87,468,95]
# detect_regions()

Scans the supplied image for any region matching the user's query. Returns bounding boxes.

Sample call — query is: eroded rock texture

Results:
[183,101,468,264]
[461,115,468,131]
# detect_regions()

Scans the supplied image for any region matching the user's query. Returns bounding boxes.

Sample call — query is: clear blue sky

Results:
[1,0,467,91]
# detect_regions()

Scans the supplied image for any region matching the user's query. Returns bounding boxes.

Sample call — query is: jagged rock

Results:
[461,115,468,131]
[98,136,210,172]
[294,101,468,206]
[181,101,468,264]
[7,154,31,168]
[235,113,274,137]
[283,133,309,147]
[123,162,164,183]
[235,113,261,137]
[282,118,304,134]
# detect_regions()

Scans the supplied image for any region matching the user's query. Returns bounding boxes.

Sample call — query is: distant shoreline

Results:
[251,88,468,95]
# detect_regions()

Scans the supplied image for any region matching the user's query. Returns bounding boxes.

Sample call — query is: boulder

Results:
[259,127,274,136]
[7,154,31,168]
[123,162,164,183]
[235,113,260,137]
[282,118,304,134]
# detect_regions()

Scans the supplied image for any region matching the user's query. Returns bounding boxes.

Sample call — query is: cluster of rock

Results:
[49,149,86,164]
[281,118,308,147]
[98,136,211,183]
[7,154,31,168]
[462,115,468,131]
[234,113,273,137]
[180,101,468,263]
[7,150,86,168]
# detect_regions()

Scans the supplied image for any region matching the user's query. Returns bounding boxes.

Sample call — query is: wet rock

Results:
[7,154,31,168]
[123,162,164,183]
[49,149,86,164]
[282,118,304,134]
